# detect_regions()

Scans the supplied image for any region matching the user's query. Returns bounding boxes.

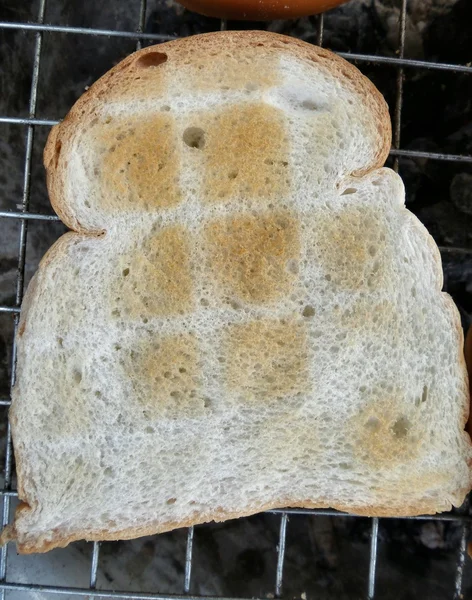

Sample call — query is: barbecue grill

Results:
[0,0,471,598]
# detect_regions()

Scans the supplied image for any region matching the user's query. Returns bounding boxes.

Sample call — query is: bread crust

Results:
[6,495,460,554]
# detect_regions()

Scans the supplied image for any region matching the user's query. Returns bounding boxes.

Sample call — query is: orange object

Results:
[177,0,349,20]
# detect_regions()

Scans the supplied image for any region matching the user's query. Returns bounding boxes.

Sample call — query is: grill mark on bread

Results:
[200,103,290,203]
[95,113,181,211]
[205,212,300,305]
[110,225,193,319]
[121,333,203,418]
[223,319,309,401]
[313,207,388,291]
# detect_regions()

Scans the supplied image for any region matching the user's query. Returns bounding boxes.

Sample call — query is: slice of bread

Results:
[3,31,471,554]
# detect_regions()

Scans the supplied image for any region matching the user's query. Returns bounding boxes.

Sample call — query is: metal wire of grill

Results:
[0,0,471,598]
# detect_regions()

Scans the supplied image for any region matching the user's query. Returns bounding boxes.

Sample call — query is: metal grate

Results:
[0,1,471,598]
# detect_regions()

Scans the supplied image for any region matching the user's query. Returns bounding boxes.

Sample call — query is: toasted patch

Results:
[205,212,299,305]
[110,225,193,319]
[313,207,388,291]
[196,103,290,204]
[352,389,425,470]
[93,112,181,211]
[106,50,168,101]
[223,319,309,401]
[180,50,279,91]
[122,333,203,418]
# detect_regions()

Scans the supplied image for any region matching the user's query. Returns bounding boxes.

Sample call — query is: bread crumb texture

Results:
[8,31,470,553]
[223,319,309,401]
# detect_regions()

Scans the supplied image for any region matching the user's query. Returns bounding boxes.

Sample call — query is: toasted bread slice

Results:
[3,31,471,553]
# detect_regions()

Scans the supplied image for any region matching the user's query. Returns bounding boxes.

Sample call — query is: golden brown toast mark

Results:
[110,225,193,319]
[181,51,279,91]
[94,113,181,211]
[121,333,204,418]
[205,212,300,305]
[199,103,290,204]
[223,319,309,401]
[351,390,425,471]
[313,207,388,291]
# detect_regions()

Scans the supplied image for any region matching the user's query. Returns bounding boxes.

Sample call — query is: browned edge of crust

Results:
[43,30,392,235]
[13,494,461,554]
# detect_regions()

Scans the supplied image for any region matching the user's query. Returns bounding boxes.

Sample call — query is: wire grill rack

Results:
[0,0,471,598]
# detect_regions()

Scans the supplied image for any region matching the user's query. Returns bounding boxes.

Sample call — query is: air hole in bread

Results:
[341,188,357,195]
[287,259,299,274]
[365,416,380,431]
[136,51,168,69]
[230,299,242,310]
[302,305,315,318]
[122,268,130,277]
[183,127,205,149]
[301,99,318,111]
[73,370,82,384]
[392,416,410,438]
[204,398,211,408]
[161,105,171,112]
[166,498,177,505]
[228,170,238,180]
[421,385,428,403]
